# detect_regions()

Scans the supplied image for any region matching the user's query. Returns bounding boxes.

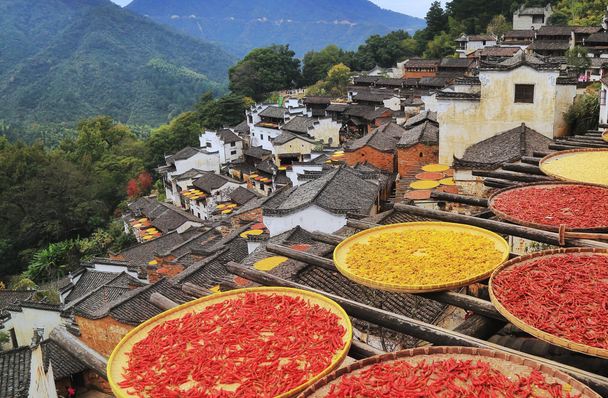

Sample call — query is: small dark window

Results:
[482,40,486,45]
[261,135,264,140]
[231,150,237,155]
[9,328,17,348]
[515,84,534,103]
[533,15,544,23]
[419,152,424,157]
[206,142,212,148]
[230,142,236,147]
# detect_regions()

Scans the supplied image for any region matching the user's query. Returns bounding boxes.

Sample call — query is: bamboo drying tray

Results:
[539,148,608,186]
[333,222,509,293]
[489,248,608,359]
[300,346,601,398]
[107,287,352,398]
[487,181,608,233]
[603,130,608,143]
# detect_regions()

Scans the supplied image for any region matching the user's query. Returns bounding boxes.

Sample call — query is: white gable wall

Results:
[5,308,63,348]
[264,205,346,236]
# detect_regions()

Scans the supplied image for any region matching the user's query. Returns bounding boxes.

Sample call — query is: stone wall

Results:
[345,147,396,172]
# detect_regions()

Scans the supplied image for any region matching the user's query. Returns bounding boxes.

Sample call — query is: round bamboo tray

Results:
[333,222,509,293]
[487,181,608,232]
[603,130,608,143]
[107,287,353,398]
[490,248,608,359]
[539,148,608,186]
[300,346,600,398]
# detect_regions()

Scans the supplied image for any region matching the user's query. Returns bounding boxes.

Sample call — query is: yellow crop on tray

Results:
[345,230,503,286]
[543,152,608,185]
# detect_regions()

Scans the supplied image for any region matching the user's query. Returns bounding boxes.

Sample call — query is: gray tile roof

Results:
[117,231,185,268]
[518,7,546,15]
[40,339,87,380]
[398,121,439,148]
[258,106,289,119]
[325,103,349,112]
[165,147,200,164]
[453,123,553,169]
[537,26,600,36]
[302,96,332,104]
[352,92,393,103]
[436,91,482,100]
[468,35,495,41]
[480,47,521,57]
[505,30,536,38]
[161,228,220,259]
[282,116,316,134]
[0,346,31,397]
[0,291,35,311]
[586,32,608,43]
[172,168,206,181]
[192,172,238,193]
[70,285,131,319]
[256,158,276,175]
[64,270,121,304]
[264,167,379,216]
[216,129,242,143]
[347,122,405,153]
[439,58,474,68]
[229,186,261,205]
[404,59,440,68]
[232,120,250,133]
[417,76,452,87]
[527,41,570,51]
[273,131,315,146]
[363,107,392,121]
[243,146,272,159]
[342,104,376,117]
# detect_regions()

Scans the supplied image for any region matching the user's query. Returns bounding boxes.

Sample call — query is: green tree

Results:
[0,332,9,350]
[302,45,352,87]
[486,15,511,40]
[548,11,570,26]
[354,30,415,70]
[75,116,136,162]
[23,240,80,283]
[564,89,600,135]
[325,64,354,96]
[425,1,449,40]
[228,45,301,102]
[566,46,592,76]
[424,32,457,58]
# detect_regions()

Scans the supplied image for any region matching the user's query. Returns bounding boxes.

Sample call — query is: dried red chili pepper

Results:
[118,292,347,397]
[493,253,608,350]
[492,185,608,229]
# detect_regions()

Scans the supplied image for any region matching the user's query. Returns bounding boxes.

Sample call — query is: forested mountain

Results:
[0,0,238,128]
[125,0,426,57]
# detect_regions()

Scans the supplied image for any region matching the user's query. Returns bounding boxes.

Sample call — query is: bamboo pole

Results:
[391,204,608,249]
[50,326,109,380]
[472,170,555,183]
[429,191,489,207]
[501,163,546,175]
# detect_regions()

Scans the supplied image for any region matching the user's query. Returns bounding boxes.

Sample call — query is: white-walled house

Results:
[454,34,497,56]
[513,4,553,30]
[436,53,576,165]
[199,129,243,164]
[246,100,309,152]
[192,172,247,219]
[599,76,608,127]
[262,167,380,236]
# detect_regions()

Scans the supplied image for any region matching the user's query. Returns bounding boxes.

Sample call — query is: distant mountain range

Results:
[125,0,426,57]
[0,0,238,127]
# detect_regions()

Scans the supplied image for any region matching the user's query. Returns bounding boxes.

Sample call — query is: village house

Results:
[397,119,440,176]
[433,52,576,165]
[452,123,552,196]
[402,58,439,79]
[126,196,204,236]
[503,30,536,48]
[454,34,497,56]
[280,115,341,148]
[528,26,601,57]
[1,339,58,398]
[344,122,406,172]
[246,99,308,152]
[302,96,332,117]
[513,4,553,30]
[262,167,382,236]
[199,128,243,164]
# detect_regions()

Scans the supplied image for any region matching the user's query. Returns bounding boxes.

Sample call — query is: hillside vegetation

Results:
[0,0,237,132]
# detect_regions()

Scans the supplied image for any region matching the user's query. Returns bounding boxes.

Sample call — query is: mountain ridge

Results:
[125,0,426,57]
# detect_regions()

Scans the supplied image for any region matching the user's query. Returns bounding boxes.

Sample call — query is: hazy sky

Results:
[108,0,438,19]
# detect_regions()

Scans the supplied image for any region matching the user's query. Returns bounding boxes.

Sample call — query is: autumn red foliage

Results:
[127,179,141,200]
[138,172,153,193]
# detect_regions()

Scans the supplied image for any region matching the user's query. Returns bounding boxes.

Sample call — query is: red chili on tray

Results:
[117,292,347,397]
[493,253,608,350]
[323,358,581,398]
[492,185,608,229]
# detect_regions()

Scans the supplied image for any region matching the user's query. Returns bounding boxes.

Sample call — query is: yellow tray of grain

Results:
[539,148,608,186]
[300,346,600,398]
[333,222,509,293]
[107,287,352,398]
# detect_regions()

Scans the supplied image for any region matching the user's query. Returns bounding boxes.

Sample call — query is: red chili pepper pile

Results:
[492,186,608,229]
[493,253,608,349]
[323,358,581,398]
[117,292,347,397]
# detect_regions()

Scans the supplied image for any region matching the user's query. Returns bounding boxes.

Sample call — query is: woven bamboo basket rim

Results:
[539,148,608,186]
[299,345,601,398]
[333,222,509,293]
[107,287,353,398]
[487,181,608,233]
[489,247,608,359]
[603,130,608,143]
